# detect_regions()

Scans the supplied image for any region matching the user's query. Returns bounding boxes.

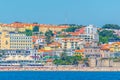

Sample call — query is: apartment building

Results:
[69,25,99,42]
[39,25,69,33]
[84,41,101,58]
[0,31,10,49]
[9,32,33,50]
[61,38,84,50]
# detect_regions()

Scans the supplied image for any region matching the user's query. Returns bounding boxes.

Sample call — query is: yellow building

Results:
[61,38,84,50]
[0,25,2,32]
[18,27,26,32]
[110,42,120,52]
[25,25,33,30]
[0,30,10,49]
[74,49,85,57]
[0,30,33,50]
[47,42,61,50]
[0,25,16,32]
[39,25,69,33]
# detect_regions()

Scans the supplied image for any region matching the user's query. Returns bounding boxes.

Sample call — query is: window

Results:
[6,40,8,45]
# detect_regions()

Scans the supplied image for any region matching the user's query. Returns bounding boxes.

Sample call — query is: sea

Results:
[0,71,119,80]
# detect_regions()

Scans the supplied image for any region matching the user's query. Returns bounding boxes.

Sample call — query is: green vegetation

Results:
[102,24,120,29]
[113,58,120,62]
[39,31,43,35]
[53,52,83,65]
[99,30,119,43]
[25,29,32,36]
[33,26,39,32]
[0,54,2,57]
[45,30,54,44]
[62,24,83,32]
[53,56,82,65]
[99,24,120,43]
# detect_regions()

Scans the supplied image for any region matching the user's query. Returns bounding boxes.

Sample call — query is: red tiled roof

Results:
[46,59,53,62]
[101,44,110,50]
[62,38,83,41]
[38,49,52,52]
[47,42,61,47]
[75,49,85,53]
[112,42,120,45]
[75,27,85,34]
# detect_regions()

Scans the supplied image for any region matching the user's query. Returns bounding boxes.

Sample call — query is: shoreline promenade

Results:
[0,66,120,71]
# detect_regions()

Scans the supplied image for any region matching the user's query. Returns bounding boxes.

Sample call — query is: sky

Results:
[0,0,120,26]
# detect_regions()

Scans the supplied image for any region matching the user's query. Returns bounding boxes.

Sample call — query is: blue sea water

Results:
[0,71,120,80]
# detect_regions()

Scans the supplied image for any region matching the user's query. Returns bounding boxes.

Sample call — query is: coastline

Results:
[0,66,120,72]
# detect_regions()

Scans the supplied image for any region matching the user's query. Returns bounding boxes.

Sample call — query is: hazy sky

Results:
[0,0,120,26]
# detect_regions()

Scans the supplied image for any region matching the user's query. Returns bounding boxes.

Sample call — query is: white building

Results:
[85,25,99,42]
[9,32,33,50]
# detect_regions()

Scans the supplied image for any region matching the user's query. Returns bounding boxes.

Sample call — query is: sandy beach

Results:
[0,66,120,71]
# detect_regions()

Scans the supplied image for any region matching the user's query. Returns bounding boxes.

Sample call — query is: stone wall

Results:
[88,58,120,67]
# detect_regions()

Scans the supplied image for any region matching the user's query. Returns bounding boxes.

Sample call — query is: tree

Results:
[25,29,32,36]
[99,36,108,43]
[102,24,120,29]
[40,32,43,35]
[53,55,83,65]
[99,30,119,43]
[61,52,67,60]
[45,30,54,44]
[62,25,83,32]
[99,30,114,37]
[33,26,39,32]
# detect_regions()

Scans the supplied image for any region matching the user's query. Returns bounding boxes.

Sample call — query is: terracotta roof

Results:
[32,36,38,42]
[62,38,83,41]
[40,25,69,28]
[1,22,39,28]
[46,59,53,62]
[101,44,110,50]
[40,36,45,38]
[75,27,85,34]
[75,49,85,53]
[47,42,61,47]
[112,42,120,45]
[0,22,69,30]
[38,49,52,52]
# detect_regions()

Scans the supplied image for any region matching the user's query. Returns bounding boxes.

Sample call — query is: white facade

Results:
[85,25,99,42]
[85,25,97,34]
[9,32,33,50]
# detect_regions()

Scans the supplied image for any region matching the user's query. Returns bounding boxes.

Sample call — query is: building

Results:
[9,32,33,50]
[84,41,101,58]
[69,25,99,42]
[0,24,17,32]
[61,38,85,50]
[74,48,85,57]
[100,44,111,58]
[47,42,61,50]
[32,36,46,50]
[39,25,69,33]
[38,47,54,61]
[0,30,10,49]
[110,42,120,52]
[0,49,35,66]
[85,25,97,34]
